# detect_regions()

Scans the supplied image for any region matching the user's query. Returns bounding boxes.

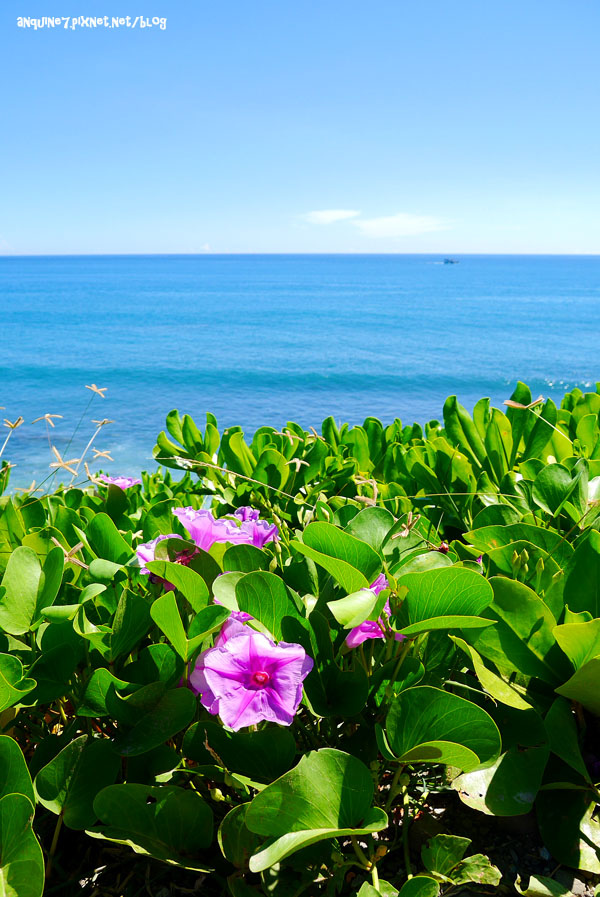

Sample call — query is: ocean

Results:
[1,254,599,487]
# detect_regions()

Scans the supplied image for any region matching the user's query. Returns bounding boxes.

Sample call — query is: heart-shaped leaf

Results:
[245,748,387,872]
[0,793,44,897]
[91,784,213,869]
[386,686,500,772]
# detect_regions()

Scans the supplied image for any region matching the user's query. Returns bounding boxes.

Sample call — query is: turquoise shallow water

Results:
[1,253,599,486]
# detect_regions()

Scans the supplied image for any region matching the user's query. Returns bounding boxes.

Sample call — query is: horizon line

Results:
[1,251,600,258]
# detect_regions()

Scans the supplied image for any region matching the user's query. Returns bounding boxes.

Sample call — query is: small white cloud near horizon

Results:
[302,209,361,225]
[353,213,447,238]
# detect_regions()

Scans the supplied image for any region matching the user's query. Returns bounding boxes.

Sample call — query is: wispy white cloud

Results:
[302,209,361,225]
[353,213,447,238]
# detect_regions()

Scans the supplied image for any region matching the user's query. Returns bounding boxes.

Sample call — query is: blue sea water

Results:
[1,253,599,487]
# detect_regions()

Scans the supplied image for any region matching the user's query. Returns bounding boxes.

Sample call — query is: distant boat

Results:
[443,258,459,264]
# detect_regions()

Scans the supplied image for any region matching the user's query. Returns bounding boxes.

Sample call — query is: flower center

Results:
[175,549,198,567]
[251,670,270,687]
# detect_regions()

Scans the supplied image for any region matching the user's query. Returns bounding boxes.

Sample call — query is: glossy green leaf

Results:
[245,748,387,872]
[107,682,196,756]
[236,571,304,640]
[545,698,590,781]
[87,513,132,563]
[92,784,213,869]
[554,618,600,670]
[397,879,439,897]
[77,668,129,717]
[0,793,44,897]
[146,561,209,611]
[218,804,263,868]
[0,736,34,803]
[465,577,570,687]
[0,655,36,712]
[222,543,270,573]
[35,735,120,830]
[422,833,470,876]
[536,791,600,873]
[452,637,532,710]
[452,745,549,816]
[556,657,600,715]
[183,721,296,783]
[385,686,500,772]
[292,521,381,591]
[515,874,573,896]
[393,567,493,632]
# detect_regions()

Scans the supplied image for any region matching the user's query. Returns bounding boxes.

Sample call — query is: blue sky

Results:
[1,0,599,254]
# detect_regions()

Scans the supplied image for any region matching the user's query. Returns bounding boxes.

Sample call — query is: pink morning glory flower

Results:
[212,597,253,646]
[172,508,250,551]
[234,507,261,522]
[345,575,405,649]
[98,474,142,489]
[172,506,279,551]
[190,630,313,731]
[233,506,279,547]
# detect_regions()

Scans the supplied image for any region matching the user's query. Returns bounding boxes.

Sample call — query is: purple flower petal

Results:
[172,507,250,551]
[98,475,142,490]
[191,630,313,731]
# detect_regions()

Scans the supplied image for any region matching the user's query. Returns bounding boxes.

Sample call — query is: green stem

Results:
[350,836,370,869]
[46,812,63,879]
[385,764,405,810]
[371,861,380,890]
[402,784,412,879]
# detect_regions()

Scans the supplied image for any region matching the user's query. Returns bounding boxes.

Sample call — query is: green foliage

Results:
[2,383,600,895]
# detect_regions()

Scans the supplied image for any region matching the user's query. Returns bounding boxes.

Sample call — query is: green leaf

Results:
[109,590,152,662]
[222,543,269,573]
[77,669,129,717]
[92,784,213,869]
[183,721,296,783]
[536,791,600,873]
[245,748,388,872]
[0,736,34,803]
[556,657,600,715]
[451,637,532,710]
[545,698,590,782]
[23,645,77,705]
[218,804,263,868]
[236,571,304,640]
[35,735,120,830]
[124,644,183,688]
[422,834,470,877]
[385,686,501,772]
[464,577,571,687]
[0,793,44,897]
[515,874,573,896]
[562,529,600,618]
[327,588,384,629]
[452,745,549,815]
[443,396,487,468]
[292,521,381,592]
[150,592,228,661]
[87,513,132,563]
[107,683,196,756]
[397,879,440,897]
[0,655,36,712]
[532,462,586,518]
[394,567,494,633]
[0,546,58,635]
[344,507,396,553]
[554,618,600,670]
[451,854,501,886]
[146,561,210,611]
